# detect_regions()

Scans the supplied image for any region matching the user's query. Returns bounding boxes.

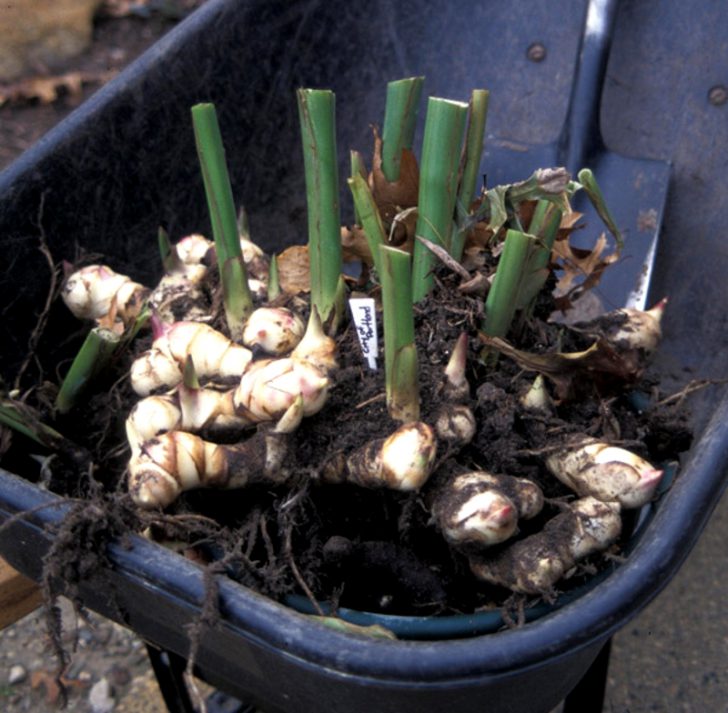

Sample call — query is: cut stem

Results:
[380,246,419,422]
[411,97,469,302]
[56,327,121,413]
[381,76,425,182]
[347,173,386,276]
[191,102,253,339]
[452,89,490,261]
[483,229,534,339]
[297,89,343,327]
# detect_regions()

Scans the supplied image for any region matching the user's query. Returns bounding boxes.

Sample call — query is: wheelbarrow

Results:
[0,1,726,711]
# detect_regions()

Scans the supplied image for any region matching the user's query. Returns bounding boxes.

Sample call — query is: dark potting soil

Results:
[1,266,694,628]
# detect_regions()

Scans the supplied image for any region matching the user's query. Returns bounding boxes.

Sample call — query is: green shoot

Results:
[381,76,425,182]
[380,245,419,422]
[347,173,386,277]
[483,229,535,339]
[191,102,253,340]
[0,400,64,448]
[451,89,490,261]
[267,254,281,301]
[297,89,343,328]
[577,168,623,249]
[411,97,469,302]
[55,327,121,414]
[157,226,183,274]
[237,205,251,241]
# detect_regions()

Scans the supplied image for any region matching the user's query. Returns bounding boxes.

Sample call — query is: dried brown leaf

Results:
[276,246,310,294]
[479,333,643,401]
[552,232,620,309]
[30,670,89,705]
[341,225,373,265]
[0,71,116,107]
[370,129,419,226]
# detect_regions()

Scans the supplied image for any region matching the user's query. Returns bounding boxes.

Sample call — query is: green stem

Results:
[381,76,425,182]
[55,327,120,414]
[577,168,623,249]
[347,173,386,277]
[411,97,469,302]
[483,229,534,338]
[191,102,253,340]
[380,246,419,422]
[452,89,490,262]
[297,89,343,327]
[267,254,281,301]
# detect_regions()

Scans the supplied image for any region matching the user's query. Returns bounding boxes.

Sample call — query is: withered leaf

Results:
[276,245,310,294]
[479,333,644,401]
[370,129,420,225]
[0,71,116,107]
[552,232,620,309]
[30,670,89,705]
[341,225,373,265]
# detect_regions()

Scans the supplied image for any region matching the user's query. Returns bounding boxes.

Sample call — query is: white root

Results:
[432,472,544,548]
[242,307,305,355]
[545,438,664,509]
[469,496,622,594]
[129,398,303,508]
[130,322,252,396]
[62,265,148,328]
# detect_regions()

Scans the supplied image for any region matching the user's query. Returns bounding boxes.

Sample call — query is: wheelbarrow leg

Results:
[145,644,197,713]
[562,638,612,713]
[145,644,257,713]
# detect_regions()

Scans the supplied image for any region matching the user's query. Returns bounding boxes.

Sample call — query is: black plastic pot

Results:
[1,1,727,712]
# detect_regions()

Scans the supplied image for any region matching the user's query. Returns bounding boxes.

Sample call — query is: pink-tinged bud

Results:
[611,298,667,354]
[443,333,469,401]
[546,438,664,509]
[291,308,338,372]
[242,307,305,355]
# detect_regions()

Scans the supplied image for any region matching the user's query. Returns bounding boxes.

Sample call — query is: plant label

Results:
[349,298,378,370]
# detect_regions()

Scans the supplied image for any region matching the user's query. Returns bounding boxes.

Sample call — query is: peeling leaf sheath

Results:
[297,89,343,325]
[191,103,253,338]
[411,97,469,302]
[380,246,419,422]
[381,76,425,182]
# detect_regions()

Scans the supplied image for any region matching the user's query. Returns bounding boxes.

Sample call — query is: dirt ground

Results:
[0,3,217,711]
